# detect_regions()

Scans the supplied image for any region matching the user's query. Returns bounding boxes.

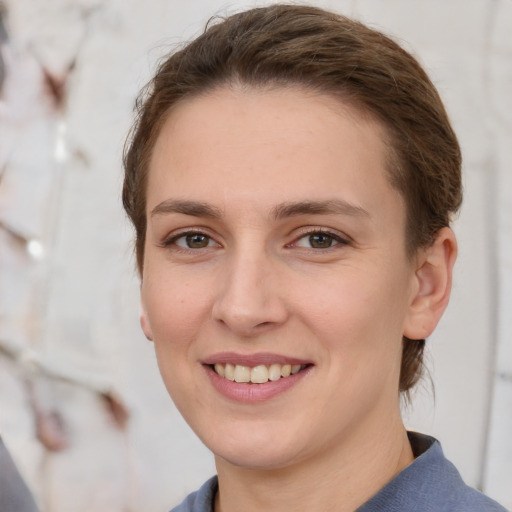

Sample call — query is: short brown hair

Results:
[123,4,462,393]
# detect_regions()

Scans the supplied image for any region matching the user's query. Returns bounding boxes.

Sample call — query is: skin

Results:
[140,86,457,512]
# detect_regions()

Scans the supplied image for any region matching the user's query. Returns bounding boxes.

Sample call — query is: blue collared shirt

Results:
[170,433,508,512]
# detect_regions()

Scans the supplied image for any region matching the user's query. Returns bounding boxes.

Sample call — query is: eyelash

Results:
[161,227,350,252]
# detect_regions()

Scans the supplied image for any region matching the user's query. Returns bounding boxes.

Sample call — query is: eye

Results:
[164,231,219,250]
[294,231,347,249]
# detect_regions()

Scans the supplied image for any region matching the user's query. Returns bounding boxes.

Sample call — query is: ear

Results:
[140,298,154,342]
[403,227,458,340]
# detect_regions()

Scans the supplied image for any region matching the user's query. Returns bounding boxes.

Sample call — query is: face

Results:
[141,86,420,470]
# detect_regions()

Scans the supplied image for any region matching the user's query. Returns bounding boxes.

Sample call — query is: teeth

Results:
[291,364,301,374]
[268,364,282,381]
[225,363,235,381]
[214,364,225,378]
[250,365,269,383]
[213,363,305,383]
[233,365,251,383]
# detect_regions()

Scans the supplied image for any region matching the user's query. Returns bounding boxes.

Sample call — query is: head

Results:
[123,5,461,398]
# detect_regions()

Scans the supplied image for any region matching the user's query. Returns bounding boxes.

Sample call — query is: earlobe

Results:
[140,300,154,342]
[404,227,458,340]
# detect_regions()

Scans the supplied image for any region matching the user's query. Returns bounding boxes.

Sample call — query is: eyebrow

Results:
[151,200,223,218]
[272,200,370,220]
[150,198,369,220]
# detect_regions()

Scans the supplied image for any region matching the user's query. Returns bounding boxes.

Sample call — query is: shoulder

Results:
[170,476,218,512]
[358,432,509,512]
[453,486,509,512]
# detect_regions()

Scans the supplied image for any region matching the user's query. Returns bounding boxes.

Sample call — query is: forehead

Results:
[147,86,403,223]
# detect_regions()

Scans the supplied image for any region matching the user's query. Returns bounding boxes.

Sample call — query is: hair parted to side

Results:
[123,4,462,394]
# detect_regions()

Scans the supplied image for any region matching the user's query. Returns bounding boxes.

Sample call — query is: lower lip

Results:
[204,365,312,403]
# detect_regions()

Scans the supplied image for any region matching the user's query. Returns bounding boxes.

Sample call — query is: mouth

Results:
[202,353,313,402]
[211,363,308,384]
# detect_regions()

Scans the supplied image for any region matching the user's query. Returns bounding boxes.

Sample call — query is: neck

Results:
[214,415,413,512]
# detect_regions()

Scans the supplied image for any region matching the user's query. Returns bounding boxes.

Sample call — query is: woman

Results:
[122,5,507,512]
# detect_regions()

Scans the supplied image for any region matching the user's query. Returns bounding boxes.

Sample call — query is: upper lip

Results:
[201,352,312,367]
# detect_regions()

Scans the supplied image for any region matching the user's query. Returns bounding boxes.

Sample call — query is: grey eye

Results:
[175,233,213,249]
[295,232,340,249]
[308,234,334,248]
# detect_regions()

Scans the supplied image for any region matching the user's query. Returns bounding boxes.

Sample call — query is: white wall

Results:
[0,1,510,510]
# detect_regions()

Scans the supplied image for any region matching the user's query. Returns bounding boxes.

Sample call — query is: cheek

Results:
[143,277,210,408]
[297,266,397,323]
[293,264,409,358]
[142,273,213,350]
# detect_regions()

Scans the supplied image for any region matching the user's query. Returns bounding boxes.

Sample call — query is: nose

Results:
[212,246,289,337]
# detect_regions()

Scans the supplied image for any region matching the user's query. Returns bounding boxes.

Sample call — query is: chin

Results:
[202,423,310,471]
[215,445,302,471]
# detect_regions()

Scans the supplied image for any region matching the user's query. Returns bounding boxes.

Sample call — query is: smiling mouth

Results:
[211,363,308,384]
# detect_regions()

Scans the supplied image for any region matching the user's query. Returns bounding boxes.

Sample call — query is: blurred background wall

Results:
[0,0,510,511]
